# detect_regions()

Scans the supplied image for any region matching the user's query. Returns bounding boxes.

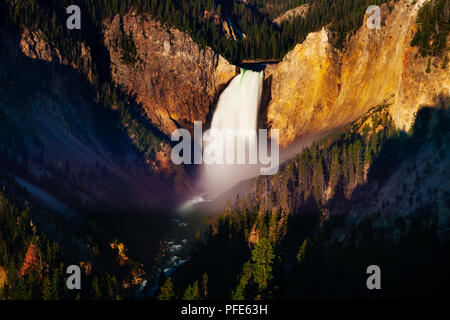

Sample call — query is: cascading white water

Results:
[210,69,263,136]
[199,69,264,196]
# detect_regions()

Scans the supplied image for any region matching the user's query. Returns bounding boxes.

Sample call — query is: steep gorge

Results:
[0,0,449,301]
[11,0,448,198]
[2,27,175,210]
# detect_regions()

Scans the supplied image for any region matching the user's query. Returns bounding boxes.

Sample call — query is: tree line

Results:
[157,101,450,299]
[0,192,128,300]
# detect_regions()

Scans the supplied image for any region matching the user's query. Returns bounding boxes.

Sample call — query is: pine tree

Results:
[158,277,174,300]
[201,273,209,299]
[312,159,325,202]
[42,276,52,300]
[183,281,200,300]
[329,145,341,194]
[268,208,279,244]
[426,57,431,73]
[251,237,275,292]
[92,276,102,300]
[232,261,252,300]
[296,238,309,265]
[51,271,60,300]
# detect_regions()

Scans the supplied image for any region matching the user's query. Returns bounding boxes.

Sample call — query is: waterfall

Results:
[200,69,264,196]
[210,69,263,133]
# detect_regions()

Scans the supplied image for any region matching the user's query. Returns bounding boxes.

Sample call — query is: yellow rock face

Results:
[266,0,449,146]
[266,27,340,145]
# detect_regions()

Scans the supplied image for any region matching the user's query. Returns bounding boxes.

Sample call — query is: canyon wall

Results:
[5,28,178,209]
[103,12,237,135]
[20,29,95,82]
[266,0,449,146]
[15,1,449,193]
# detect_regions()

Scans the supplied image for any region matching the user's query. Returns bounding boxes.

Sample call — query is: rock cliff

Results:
[266,0,449,146]
[273,4,310,25]
[20,29,95,82]
[2,27,177,209]
[103,12,236,135]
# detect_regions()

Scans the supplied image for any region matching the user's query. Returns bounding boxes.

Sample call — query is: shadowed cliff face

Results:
[20,29,95,82]
[12,1,448,201]
[266,0,449,146]
[273,4,310,26]
[15,12,240,201]
[103,11,237,136]
[1,28,178,210]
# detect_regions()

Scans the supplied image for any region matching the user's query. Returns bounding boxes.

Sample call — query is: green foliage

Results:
[232,261,252,300]
[296,238,309,265]
[158,277,174,300]
[167,103,450,299]
[411,0,449,57]
[250,238,275,292]
[0,0,401,163]
[92,277,103,300]
[201,273,209,299]
[328,145,341,194]
[119,32,138,65]
[231,236,276,300]
[426,57,431,73]
[104,85,164,159]
[0,193,133,300]
[0,193,68,300]
[183,281,200,300]
[1,0,394,65]
[312,158,325,201]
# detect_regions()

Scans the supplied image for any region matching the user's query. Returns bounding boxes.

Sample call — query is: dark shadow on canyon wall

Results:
[258,74,272,131]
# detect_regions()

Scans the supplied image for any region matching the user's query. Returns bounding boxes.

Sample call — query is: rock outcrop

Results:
[266,0,449,146]
[273,4,310,25]
[223,18,244,40]
[103,12,237,135]
[20,29,95,82]
[265,27,341,144]
[18,243,39,277]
